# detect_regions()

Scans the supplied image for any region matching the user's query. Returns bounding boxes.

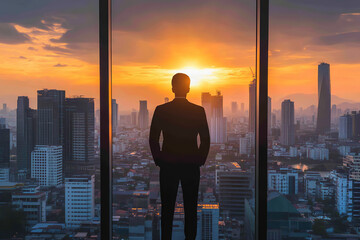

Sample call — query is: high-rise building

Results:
[201,92,212,128]
[240,102,245,116]
[352,111,360,139]
[37,89,65,145]
[31,145,63,187]
[64,97,94,163]
[210,92,226,143]
[0,168,9,182]
[0,118,10,167]
[268,168,298,195]
[138,100,149,130]
[280,99,295,146]
[218,169,253,220]
[65,175,95,228]
[248,79,256,133]
[268,97,272,136]
[17,96,37,172]
[1,103,7,113]
[112,99,118,134]
[231,101,238,115]
[198,203,220,240]
[131,111,137,126]
[201,92,226,144]
[316,62,331,134]
[12,185,46,228]
[339,113,353,140]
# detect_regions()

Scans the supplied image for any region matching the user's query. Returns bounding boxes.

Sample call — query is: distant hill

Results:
[273,93,359,110]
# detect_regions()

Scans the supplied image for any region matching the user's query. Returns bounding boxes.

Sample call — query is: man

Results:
[149,73,210,240]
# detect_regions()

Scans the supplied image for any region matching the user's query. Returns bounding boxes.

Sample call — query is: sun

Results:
[170,66,216,87]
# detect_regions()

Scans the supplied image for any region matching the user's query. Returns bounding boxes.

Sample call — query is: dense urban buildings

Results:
[0,118,10,167]
[248,79,256,133]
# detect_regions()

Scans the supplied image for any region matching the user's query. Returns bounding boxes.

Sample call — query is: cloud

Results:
[28,47,37,51]
[53,63,67,67]
[43,44,71,54]
[0,23,30,44]
[319,31,360,45]
[19,56,27,59]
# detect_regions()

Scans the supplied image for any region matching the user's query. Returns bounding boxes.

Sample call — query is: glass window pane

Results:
[0,1,100,238]
[112,0,257,239]
[268,1,360,238]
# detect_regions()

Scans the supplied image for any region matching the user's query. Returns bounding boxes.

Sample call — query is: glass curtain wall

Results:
[0,1,101,238]
[268,0,360,239]
[111,0,257,239]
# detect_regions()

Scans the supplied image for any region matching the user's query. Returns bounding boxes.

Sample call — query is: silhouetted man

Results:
[149,73,210,240]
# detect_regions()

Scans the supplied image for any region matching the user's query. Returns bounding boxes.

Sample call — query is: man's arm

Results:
[198,107,210,165]
[149,106,162,166]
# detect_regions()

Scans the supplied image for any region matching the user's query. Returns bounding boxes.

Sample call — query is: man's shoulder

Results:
[186,101,204,111]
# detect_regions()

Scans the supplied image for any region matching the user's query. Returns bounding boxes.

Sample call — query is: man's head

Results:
[172,73,190,97]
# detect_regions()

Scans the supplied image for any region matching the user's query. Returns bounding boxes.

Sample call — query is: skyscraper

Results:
[17,96,37,172]
[138,100,149,129]
[231,101,238,115]
[64,97,94,163]
[201,92,226,144]
[339,113,352,140]
[0,118,10,167]
[37,89,65,145]
[249,79,256,133]
[112,99,118,134]
[31,145,63,187]
[201,92,212,128]
[131,111,137,126]
[280,99,295,146]
[268,97,272,136]
[316,62,331,134]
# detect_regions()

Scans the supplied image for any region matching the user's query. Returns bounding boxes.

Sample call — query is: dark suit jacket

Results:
[149,98,210,166]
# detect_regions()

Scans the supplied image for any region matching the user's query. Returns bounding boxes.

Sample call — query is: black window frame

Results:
[99,0,269,239]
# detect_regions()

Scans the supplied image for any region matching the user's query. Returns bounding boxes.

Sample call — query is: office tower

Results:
[240,102,245,115]
[0,118,10,167]
[249,79,256,133]
[112,99,118,134]
[64,97,94,163]
[268,97,272,136]
[65,175,95,228]
[31,145,63,187]
[316,62,331,134]
[131,111,137,126]
[280,99,295,146]
[231,101,238,115]
[164,97,169,103]
[211,92,226,143]
[138,100,149,130]
[268,168,298,195]
[2,103,7,113]
[331,104,337,124]
[198,203,220,240]
[352,111,360,139]
[201,92,226,144]
[218,170,253,220]
[17,96,37,172]
[339,113,353,140]
[37,89,65,145]
[12,185,46,228]
[201,92,212,128]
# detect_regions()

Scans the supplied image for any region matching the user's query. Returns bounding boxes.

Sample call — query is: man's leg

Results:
[160,166,179,240]
[181,166,200,240]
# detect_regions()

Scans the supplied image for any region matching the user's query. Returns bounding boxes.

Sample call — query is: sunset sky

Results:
[0,0,360,113]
